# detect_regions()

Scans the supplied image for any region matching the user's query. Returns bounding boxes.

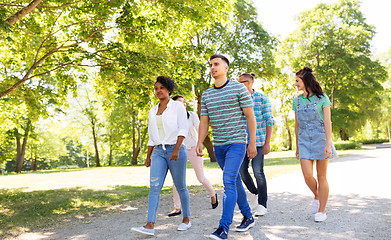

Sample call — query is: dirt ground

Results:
[9,148,391,240]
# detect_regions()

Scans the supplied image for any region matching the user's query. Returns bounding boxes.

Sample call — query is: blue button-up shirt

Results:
[247,90,274,147]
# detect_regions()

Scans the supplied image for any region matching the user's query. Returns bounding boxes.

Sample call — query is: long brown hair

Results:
[296,67,324,100]
[172,95,190,119]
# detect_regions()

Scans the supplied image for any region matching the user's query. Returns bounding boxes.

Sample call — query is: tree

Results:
[262,64,296,150]
[1,0,124,170]
[26,123,67,170]
[92,0,236,163]
[101,96,149,166]
[374,48,391,139]
[178,0,277,160]
[2,0,272,168]
[281,0,388,140]
[0,62,73,172]
[0,99,18,164]
[8,117,32,173]
[78,85,103,167]
[58,139,87,167]
[0,0,124,98]
[1,0,235,97]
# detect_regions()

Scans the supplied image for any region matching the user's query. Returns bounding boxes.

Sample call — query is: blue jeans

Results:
[147,144,190,222]
[214,143,252,233]
[239,146,267,207]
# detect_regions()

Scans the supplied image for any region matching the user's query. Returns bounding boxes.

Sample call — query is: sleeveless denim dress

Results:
[297,96,337,160]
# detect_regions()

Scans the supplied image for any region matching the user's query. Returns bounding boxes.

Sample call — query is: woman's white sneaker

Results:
[131,226,155,236]
[314,212,327,222]
[177,222,191,231]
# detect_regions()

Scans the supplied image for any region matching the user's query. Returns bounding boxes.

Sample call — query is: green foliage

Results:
[280,0,388,140]
[334,141,362,150]
[358,139,389,144]
[270,142,282,152]
[58,139,87,167]
[4,159,50,172]
[222,0,277,79]
[0,137,13,165]
[2,0,390,170]
[111,150,133,166]
[0,7,11,33]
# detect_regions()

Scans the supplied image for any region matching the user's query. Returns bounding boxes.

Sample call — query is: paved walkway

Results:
[13,148,391,240]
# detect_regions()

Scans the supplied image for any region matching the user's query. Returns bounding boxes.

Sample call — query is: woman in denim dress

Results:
[293,67,337,222]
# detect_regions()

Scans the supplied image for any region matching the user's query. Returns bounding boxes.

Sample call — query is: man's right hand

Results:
[247,142,257,160]
[196,143,204,157]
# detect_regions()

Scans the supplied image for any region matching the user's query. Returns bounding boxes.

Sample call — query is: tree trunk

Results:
[132,124,139,165]
[131,108,137,165]
[92,124,101,167]
[108,135,112,166]
[195,88,216,162]
[284,115,292,150]
[339,128,349,141]
[131,118,138,165]
[203,136,216,162]
[15,133,22,173]
[132,124,148,165]
[132,148,140,165]
[330,85,335,108]
[32,153,37,171]
[196,87,202,117]
[108,146,112,166]
[139,127,148,160]
[14,120,31,173]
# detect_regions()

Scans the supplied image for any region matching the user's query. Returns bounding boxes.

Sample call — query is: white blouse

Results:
[147,99,188,148]
[183,112,199,149]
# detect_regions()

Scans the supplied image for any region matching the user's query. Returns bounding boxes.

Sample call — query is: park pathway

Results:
[14,148,391,240]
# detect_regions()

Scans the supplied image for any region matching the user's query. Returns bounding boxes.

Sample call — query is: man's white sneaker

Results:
[131,226,155,236]
[312,199,319,214]
[254,204,267,216]
[314,212,327,222]
[249,193,258,210]
[177,222,191,231]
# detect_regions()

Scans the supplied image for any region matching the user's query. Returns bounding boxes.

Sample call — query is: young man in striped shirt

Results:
[196,54,258,240]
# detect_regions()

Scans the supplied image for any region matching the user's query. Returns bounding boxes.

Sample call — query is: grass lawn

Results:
[0,185,167,237]
[0,149,364,237]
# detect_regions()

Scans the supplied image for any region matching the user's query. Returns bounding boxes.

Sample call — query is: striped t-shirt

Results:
[201,80,253,146]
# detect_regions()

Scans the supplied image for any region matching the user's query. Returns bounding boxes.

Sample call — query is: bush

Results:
[358,139,389,144]
[334,141,362,150]
[270,142,280,152]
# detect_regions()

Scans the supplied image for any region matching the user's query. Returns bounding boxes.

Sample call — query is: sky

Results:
[253,0,391,54]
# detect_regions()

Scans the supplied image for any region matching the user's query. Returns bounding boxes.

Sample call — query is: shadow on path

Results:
[260,192,391,240]
[13,148,391,240]
[15,190,391,240]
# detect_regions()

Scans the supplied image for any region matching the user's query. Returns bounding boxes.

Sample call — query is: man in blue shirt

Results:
[238,73,274,216]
